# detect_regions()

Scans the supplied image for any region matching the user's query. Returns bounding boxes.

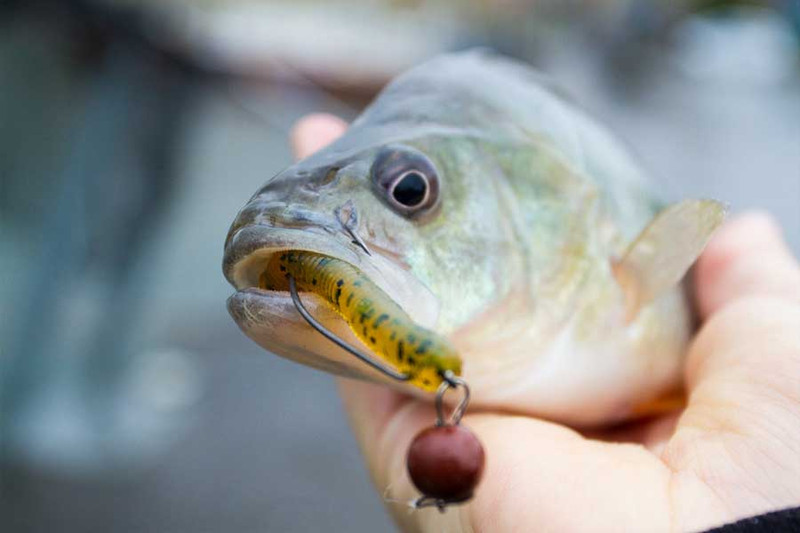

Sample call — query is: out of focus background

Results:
[1,0,798,531]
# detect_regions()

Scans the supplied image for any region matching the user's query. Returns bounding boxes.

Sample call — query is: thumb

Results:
[665,212,800,524]
[686,211,800,397]
[694,211,800,319]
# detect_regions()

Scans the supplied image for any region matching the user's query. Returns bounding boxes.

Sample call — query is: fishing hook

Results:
[288,275,409,381]
[288,278,470,418]
[346,225,372,257]
[290,275,475,513]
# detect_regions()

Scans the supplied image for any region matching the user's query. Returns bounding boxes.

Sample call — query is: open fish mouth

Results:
[223,224,441,383]
[224,225,379,331]
[223,224,365,291]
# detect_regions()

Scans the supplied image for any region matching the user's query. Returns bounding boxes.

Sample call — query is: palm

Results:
[293,114,800,532]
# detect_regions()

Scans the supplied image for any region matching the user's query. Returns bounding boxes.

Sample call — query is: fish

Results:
[223,50,725,426]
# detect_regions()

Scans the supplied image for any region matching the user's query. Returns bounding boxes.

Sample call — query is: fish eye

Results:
[391,171,428,207]
[371,146,439,217]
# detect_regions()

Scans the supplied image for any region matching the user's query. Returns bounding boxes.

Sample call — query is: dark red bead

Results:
[406,424,485,502]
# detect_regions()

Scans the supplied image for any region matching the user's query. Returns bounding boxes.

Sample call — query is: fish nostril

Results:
[320,167,340,186]
[279,206,336,229]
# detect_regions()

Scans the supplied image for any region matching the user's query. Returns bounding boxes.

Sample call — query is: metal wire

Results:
[413,494,472,513]
[288,275,410,381]
[434,370,471,426]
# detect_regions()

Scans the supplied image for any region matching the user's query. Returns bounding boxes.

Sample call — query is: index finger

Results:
[290,113,349,159]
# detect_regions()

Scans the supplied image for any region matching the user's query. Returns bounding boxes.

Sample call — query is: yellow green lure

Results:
[260,251,462,391]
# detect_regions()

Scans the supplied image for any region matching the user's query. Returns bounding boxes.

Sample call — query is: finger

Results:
[290,113,348,160]
[694,211,800,320]
[664,214,800,522]
[339,379,672,532]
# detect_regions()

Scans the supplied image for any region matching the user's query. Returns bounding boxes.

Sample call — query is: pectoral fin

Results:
[613,199,727,321]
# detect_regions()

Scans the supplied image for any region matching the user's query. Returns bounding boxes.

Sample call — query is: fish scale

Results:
[259,251,462,391]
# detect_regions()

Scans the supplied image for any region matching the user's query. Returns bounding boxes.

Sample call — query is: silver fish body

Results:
[223,51,723,425]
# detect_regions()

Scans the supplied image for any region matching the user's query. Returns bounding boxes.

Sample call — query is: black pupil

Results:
[392,172,427,207]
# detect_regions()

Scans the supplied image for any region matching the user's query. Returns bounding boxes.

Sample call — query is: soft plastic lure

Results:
[260,251,462,391]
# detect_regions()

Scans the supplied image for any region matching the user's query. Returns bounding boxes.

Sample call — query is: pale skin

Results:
[290,113,800,532]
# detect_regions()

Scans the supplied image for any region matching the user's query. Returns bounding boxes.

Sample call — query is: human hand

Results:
[291,114,800,532]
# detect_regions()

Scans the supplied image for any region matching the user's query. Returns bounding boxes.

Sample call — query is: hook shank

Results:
[288,275,410,382]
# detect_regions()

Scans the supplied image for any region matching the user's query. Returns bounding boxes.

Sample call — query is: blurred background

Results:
[1,0,798,531]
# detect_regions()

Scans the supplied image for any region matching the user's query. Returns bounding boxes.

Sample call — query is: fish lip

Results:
[222,224,362,291]
[223,223,426,316]
[223,224,373,337]
[223,223,440,334]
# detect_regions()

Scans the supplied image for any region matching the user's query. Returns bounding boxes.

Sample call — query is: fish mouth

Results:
[223,224,440,381]
[223,224,364,291]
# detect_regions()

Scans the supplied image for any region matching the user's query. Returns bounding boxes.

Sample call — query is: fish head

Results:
[223,129,520,391]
